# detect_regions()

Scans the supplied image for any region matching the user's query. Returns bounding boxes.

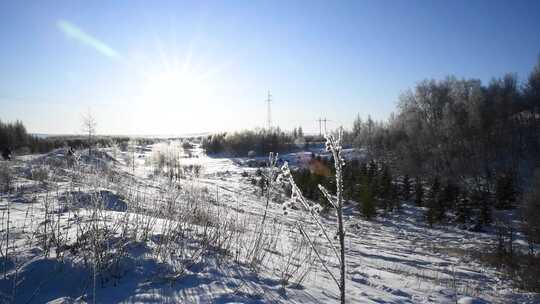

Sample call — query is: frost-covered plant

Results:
[29,165,49,185]
[110,140,120,161]
[0,163,13,193]
[279,127,347,303]
[275,229,316,288]
[126,138,138,173]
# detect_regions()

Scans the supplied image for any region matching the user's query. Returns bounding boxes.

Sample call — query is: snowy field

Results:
[0,143,538,303]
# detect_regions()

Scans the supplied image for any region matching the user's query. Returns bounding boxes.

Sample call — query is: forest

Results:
[201,126,310,156]
[289,59,540,291]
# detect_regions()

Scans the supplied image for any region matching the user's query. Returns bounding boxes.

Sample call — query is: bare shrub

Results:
[29,165,49,184]
[0,163,14,193]
[275,229,316,289]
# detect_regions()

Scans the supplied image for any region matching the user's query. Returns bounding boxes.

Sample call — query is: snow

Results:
[0,142,538,303]
[457,297,489,304]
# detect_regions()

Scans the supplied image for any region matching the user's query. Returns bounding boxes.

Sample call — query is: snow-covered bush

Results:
[29,165,49,184]
[0,163,13,193]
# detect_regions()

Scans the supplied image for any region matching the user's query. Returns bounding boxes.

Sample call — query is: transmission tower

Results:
[316,117,330,136]
[322,117,329,134]
[266,91,272,129]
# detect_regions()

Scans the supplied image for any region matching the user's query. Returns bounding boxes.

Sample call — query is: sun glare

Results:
[141,69,207,106]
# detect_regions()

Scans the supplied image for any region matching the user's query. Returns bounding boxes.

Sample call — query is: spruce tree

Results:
[476,190,492,226]
[495,173,516,209]
[359,176,376,219]
[455,192,471,224]
[425,177,440,227]
[414,176,424,207]
[402,174,412,201]
[367,161,378,182]
[438,180,459,222]
[391,182,401,211]
[378,165,393,211]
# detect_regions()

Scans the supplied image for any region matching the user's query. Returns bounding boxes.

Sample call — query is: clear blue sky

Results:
[1,0,540,135]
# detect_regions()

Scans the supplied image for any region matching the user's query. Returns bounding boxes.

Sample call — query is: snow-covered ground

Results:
[0,143,538,303]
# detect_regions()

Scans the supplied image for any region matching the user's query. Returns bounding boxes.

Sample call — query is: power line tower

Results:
[317,117,330,136]
[322,117,329,134]
[266,91,272,129]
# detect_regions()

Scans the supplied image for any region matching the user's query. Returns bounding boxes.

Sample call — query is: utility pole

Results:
[322,118,328,134]
[317,117,329,135]
[266,91,272,130]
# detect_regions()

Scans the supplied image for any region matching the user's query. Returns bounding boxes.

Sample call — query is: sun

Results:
[141,69,207,106]
[128,47,229,133]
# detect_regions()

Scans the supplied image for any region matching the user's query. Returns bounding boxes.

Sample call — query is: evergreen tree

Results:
[359,162,368,177]
[378,165,393,211]
[367,161,378,182]
[438,180,459,222]
[343,159,358,201]
[359,176,376,219]
[391,182,401,211]
[297,126,304,137]
[455,192,471,224]
[495,173,516,209]
[475,190,492,226]
[402,174,412,201]
[414,176,424,207]
[425,177,441,227]
[523,172,540,254]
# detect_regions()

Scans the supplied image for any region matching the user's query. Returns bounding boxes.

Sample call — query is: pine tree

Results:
[359,162,368,177]
[476,190,492,226]
[391,182,401,211]
[402,174,412,201]
[414,176,424,207]
[297,126,304,137]
[359,176,376,220]
[438,180,459,222]
[455,192,471,224]
[495,173,516,209]
[367,161,378,182]
[523,172,540,255]
[425,177,440,227]
[378,165,393,211]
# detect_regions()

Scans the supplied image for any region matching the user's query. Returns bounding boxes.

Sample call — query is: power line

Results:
[316,117,332,136]
[322,117,329,134]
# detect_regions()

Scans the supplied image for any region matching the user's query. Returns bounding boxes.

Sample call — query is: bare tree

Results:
[280,127,347,304]
[81,109,97,156]
[127,138,137,173]
[324,128,346,304]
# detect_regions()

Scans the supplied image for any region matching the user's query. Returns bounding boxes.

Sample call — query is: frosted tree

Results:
[280,127,347,304]
[251,152,279,265]
[81,109,97,156]
[126,138,137,172]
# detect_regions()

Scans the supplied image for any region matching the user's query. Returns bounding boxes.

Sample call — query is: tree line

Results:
[291,58,540,291]
[346,58,540,218]
[0,119,155,156]
[202,127,309,156]
[0,120,57,154]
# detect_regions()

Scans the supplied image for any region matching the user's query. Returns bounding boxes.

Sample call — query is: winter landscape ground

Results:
[0,141,538,303]
[2,2,540,303]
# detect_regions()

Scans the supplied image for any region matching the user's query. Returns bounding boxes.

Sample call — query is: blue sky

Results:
[1,0,540,135]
